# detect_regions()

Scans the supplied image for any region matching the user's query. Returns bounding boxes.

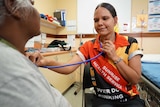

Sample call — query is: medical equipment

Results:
[42,39,103,69]
[42,51,103,68]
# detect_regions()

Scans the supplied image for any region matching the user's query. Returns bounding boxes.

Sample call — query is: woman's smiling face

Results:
[94,7,117,36]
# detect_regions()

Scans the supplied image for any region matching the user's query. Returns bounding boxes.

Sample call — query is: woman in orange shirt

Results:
[28,2,145,107]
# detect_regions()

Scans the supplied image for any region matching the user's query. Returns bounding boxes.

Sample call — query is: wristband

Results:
[114,58,122,64]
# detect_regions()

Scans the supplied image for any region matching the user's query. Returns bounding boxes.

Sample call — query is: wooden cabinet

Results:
[39,52,77,94]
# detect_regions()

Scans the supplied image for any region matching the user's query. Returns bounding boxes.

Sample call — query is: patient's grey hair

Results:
[0,0,34,24]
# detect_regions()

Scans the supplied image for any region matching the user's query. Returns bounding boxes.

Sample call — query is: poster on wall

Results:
[148,0,160,31]
[136,14,148,28]
[148,0,160,15]
[148,15,160,31]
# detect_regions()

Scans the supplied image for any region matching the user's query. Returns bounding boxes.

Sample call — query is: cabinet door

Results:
[39,52,76,93]
[58,52,82,83]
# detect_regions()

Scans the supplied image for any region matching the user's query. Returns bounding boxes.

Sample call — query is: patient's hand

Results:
[26,51,46,66]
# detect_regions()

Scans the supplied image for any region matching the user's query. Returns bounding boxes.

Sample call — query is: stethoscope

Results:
[42,41,103,69]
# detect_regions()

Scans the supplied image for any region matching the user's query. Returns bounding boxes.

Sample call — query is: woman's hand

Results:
[101,40,119,61]
[25,51,47,66]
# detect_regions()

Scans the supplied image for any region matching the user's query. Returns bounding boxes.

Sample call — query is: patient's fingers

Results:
[26,52,41,63]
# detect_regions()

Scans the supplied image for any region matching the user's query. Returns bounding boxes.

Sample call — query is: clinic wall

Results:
[131,0,148,32]
[34,0,148,34]
[55,0,77,34]
[77,0,131,34]
[34,0,160,54]
[136,37,160,54]
[34,0,56,16]
[131,0,148,19]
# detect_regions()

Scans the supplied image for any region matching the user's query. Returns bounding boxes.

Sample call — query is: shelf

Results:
[40,18,62,34]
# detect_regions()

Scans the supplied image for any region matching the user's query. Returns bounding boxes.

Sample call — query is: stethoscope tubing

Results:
[41,52,103,68]
[41,41,103,69]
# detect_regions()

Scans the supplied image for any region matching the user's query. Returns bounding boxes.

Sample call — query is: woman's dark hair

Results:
[95,2,117,18]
